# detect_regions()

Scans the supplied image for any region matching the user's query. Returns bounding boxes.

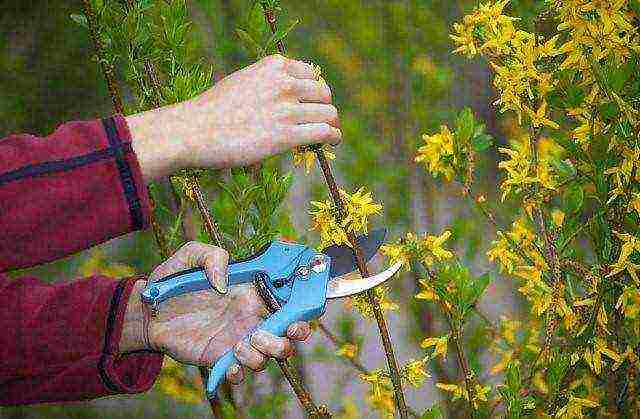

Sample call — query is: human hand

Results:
[128,54,341,182]
[120,241,312,384]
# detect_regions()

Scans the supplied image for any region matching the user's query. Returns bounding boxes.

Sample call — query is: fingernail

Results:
[252,330,269,347]
[213,267,227,294]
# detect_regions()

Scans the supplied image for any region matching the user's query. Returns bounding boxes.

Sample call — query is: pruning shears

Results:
[140,229,401,401]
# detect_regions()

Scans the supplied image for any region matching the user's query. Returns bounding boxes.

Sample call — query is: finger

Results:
[286,59,316,79]
[289,123,342,147]
[250,329,296,359]
[286,322,312,341]
[291,103,339,128]
[234,341,268,371]
[178,241,229,294]
[226,363,244,385]
[292,79,332,104]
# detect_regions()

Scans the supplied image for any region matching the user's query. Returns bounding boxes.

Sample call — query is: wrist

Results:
[126,106,188,183]
[120,280,150,354]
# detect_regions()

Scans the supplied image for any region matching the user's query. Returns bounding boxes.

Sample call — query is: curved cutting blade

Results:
[322,228,387,278]
[326,261,402,299]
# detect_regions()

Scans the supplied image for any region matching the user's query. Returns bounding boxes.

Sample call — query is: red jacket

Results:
[0,115,164,406]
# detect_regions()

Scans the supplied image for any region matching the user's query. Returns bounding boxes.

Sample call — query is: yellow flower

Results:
[420,230,454,266]
[351,286,398,319]
[583,337,622,375]
[616,286,640,319]
[421,335,449,359]
[415,278,438,301]
[436,382,467,401]
[292,145,335,174]
[336,343,358,359]
[555,396,599,418]
[403,359,430,388]
[380,241,412,272]
[415,125,456,181]
[608,231,640,283]
[525,101,559,129]
[360,370,395,418]
[551,209,565,227]
[309,187,382,248]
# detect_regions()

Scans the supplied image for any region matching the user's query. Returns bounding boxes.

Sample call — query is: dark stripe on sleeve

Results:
[0,145,131,187]
[101,117,144,230]
[98,279,128,393]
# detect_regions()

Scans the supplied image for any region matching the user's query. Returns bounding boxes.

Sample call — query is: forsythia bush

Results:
[363,0,640,417]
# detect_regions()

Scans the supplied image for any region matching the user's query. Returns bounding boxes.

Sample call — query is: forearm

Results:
[0,116,151,272]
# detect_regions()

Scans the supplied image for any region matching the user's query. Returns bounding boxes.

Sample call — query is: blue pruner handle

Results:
[206,304,310,399]
[206,253,331,400]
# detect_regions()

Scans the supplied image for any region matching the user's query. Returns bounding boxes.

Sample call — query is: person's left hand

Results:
[120,241,312,384]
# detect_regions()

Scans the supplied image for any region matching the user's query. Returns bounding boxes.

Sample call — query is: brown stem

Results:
[260,2,410,416]
[82,0,124,114]
[317,322,422,419]
[425,268,476,414]
[254,275,331,418]
[317,321,368,375]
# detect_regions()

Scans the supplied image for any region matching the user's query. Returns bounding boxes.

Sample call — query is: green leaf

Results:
[70,13,88,28]
[564,85,585,108]
[563,183,584,215]
[598,101,619,122]
[421,406,444,419]
[472,133,493,152]
[261,18,300,56]
[235,28,262,57]
[455,107,475,144]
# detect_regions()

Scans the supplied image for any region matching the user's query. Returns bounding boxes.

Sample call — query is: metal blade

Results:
[322,228,387,278]
[326,261,403,299]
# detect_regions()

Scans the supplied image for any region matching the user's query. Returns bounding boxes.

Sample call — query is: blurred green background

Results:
[0,0,532,417]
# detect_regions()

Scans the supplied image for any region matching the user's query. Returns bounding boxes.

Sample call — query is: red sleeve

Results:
[0,115,151,272]
[0,274,164,406]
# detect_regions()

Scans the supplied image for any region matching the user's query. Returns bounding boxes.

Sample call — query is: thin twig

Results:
[82,0,170,259]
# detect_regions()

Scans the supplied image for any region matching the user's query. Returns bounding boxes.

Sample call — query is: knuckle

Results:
[264,53,287,69]
[278,76,296,94]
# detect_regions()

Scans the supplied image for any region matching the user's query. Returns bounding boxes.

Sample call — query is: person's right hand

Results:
[129,54,342,183]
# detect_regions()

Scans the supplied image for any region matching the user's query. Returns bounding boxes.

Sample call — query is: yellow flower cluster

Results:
[350,286,398,319]
[487,217,546,274]
[359,370,395,418]
[450,1,560,127]
[310,187,383,248]
[292,144,336,174]
[582,336,623,375]
[497,136,558,201]
[402,359,430,388]
[435,382,491,409]
[553,0,640,71]
[421,335,449,360]
[381,230,454,271]
[335,343,358,359]
[608,231,640,283]
[414,125,456,181]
